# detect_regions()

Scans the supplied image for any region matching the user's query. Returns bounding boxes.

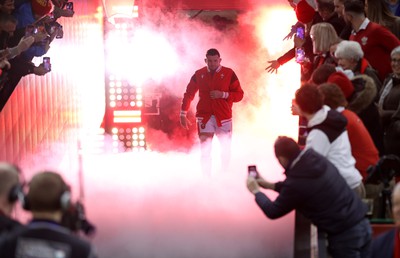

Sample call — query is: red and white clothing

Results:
[305,106,363,190]
[338,107,379,181]
[350,18,400,82]
[181,65,244,127]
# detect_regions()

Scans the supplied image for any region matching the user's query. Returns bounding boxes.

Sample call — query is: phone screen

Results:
[296,27,305,40]
[248,165,258,178]
[66,2,74,11]
[25,25,35,36]
[43,57,51,71]
[295,48,305,63]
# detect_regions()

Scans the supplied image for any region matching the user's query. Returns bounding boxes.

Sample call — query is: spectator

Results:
[318,82,383,218]
[316,0,346,35]
[344,0,400,82]
[293,83,365,197]
[333,0,354,39]
[246,136,372,258]
[0,0,14,14]
[180,48,244,175]
[0,162,24,236]
[318,82,379,181]
[13,0,53,28]
[311,64,386,155]
[365,0,400,39]
[309,22,341,69]
[266,0,323,82]
[334,40,382,93]
[0,171,97,258]
[384,0,400,17]
[0,13,34,61]
[378,45,400,157]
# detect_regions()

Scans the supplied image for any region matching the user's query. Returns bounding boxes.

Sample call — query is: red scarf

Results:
[360,58,369,74]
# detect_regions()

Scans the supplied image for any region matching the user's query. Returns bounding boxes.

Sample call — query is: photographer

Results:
[246,136,372,257]
[0,162,24,236]
[0,171,97,258]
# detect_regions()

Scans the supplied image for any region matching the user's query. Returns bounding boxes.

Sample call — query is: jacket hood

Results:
[348,74,377,114]
[308,107,347,140]
[324,109,347,131]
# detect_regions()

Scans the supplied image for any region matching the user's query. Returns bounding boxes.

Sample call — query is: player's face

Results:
[205,55,221,71]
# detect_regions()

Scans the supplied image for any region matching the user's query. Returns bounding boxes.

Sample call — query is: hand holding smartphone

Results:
[43,57,51,71]
[25,25,35,37]
[248,165,259,178]
[296,27,305,40]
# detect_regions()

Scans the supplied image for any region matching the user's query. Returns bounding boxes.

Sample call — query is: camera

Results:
[365,155,400,185]
[43,57,51,71]
[66,2,73,11]
[248,165,259,178]
[61,201,96,236]
[296,27,305,40]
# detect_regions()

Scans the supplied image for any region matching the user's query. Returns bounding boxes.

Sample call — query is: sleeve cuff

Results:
[223,92,229,99]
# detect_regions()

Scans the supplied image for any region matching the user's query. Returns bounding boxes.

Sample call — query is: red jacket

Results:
[342,109,379,181]
[181,66,244,126]
[350,21,400,82]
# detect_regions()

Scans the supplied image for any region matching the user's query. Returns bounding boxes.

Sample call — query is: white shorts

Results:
[197,115,232,136]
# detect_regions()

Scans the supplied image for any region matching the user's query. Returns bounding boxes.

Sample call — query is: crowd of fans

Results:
[258,0,400,256]
[1,0,400,256]
[266,0,400,208]
[0,0,74,111]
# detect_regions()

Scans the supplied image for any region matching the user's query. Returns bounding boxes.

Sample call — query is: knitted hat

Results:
[327,72,355,99]
[296,0,315,24]
[31,0,52,17]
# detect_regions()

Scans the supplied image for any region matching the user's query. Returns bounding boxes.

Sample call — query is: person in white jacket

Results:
[293,83,365,197]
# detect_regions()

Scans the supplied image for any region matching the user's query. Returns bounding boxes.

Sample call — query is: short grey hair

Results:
[391,45,400,58]
[334,40,364,60]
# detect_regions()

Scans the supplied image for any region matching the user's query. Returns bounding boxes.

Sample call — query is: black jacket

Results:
[0,219,97,258]
[255,148,367,235]
[371,228,396,258]
[0,214,23,237]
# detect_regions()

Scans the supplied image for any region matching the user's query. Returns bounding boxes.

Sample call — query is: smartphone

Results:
[25,24,35,36]
[295,48,305,63]
[66,2,73,11]
[55,25,63,39]
[43,57,51,71]
[248,165,259,178]
[296,27,305,40]
[36,25,45,34]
